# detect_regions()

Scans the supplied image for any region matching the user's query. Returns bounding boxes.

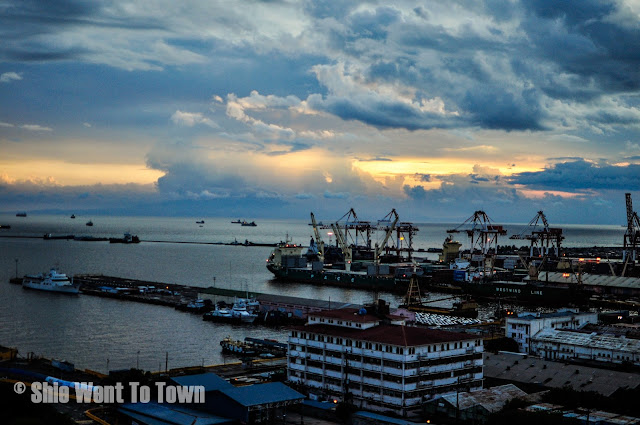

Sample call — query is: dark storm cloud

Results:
[306,0,640,132]
[521,0,640,93]
[308,94,462,131]
[0,0,166,65]
[510,160,640,190]
[403,185,427,200]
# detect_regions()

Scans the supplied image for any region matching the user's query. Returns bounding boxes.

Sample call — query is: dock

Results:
[67,275,359,324]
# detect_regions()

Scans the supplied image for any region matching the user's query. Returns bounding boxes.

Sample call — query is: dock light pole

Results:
[213,276,216,287]
[107,358,110,373]
[15,258,18,279]
[137,350,140,369]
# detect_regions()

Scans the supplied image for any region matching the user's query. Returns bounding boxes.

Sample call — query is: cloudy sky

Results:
[1,0,640,224]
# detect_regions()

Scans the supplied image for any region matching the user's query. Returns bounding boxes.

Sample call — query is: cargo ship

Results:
[266,209,418,292]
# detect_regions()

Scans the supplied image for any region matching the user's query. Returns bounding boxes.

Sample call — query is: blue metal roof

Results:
[354,411,430,425]
[302,399,337,410]
[119,402,232,425]
[171,373,233,392]
[221,382,304,407]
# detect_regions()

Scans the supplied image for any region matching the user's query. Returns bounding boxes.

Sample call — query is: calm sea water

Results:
[0,213,626,373]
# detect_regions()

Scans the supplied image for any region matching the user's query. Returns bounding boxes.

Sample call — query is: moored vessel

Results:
[203,298,259,324]
[109,232,140,244]
[22,268,80,294]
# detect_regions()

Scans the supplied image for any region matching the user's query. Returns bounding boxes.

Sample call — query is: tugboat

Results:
[241,220,257,227]
[86,220,93,226]
[70,214,76,219]
[22,268,80,294]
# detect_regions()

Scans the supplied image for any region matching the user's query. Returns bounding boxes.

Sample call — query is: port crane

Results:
[333,208,374,250]
[375,209,399,264]
[446,210,506,277]
[309,212,325,263]
[510,211,564,257]
[623,193,640,275]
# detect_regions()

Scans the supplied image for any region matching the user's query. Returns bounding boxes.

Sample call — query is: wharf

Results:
[70,275,359,322]
[74,274,200,308]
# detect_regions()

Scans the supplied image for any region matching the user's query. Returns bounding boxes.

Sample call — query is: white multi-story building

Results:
[287,308,484,416]
[531,328,640,366]
[505,309,598,353]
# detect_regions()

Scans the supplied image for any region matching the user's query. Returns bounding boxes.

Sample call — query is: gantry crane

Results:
[375,209,399,264]
[446,211,506,277]
[510,211,564,257]
[623,193,640,275]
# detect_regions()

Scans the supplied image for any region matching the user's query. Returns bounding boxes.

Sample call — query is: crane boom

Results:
[310,212,325,263]
[375,209,399,263]
[331,223,352,271]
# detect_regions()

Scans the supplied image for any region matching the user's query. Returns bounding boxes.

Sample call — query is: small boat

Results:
[231,219,242,224]
[0,224,10,229]
[185,299,209,313]
[203,298,258,324]
[203,304,234,322]
[22,268,80,294]
[70,214,75,219]
[86,220,93,226]
[196,220,205,224]
[241,221,257,227]
[219,336,256,356]
[16,212,27,217]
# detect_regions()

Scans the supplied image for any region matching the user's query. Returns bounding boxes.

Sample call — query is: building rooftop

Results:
[220,382,304,407]
[292,323,477,346]
[533,328,640,352]
[483,352,640,397]
[119,402,232,425]
[438,383,526,412]
[538,272,640,289]
[353,410,431,425]
[171,373,233,392]
[512,309,591,321]
[310,307,405,323]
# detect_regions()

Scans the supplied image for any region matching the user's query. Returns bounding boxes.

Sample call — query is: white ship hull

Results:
[22,268,80,294]
[22,280,80,294]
